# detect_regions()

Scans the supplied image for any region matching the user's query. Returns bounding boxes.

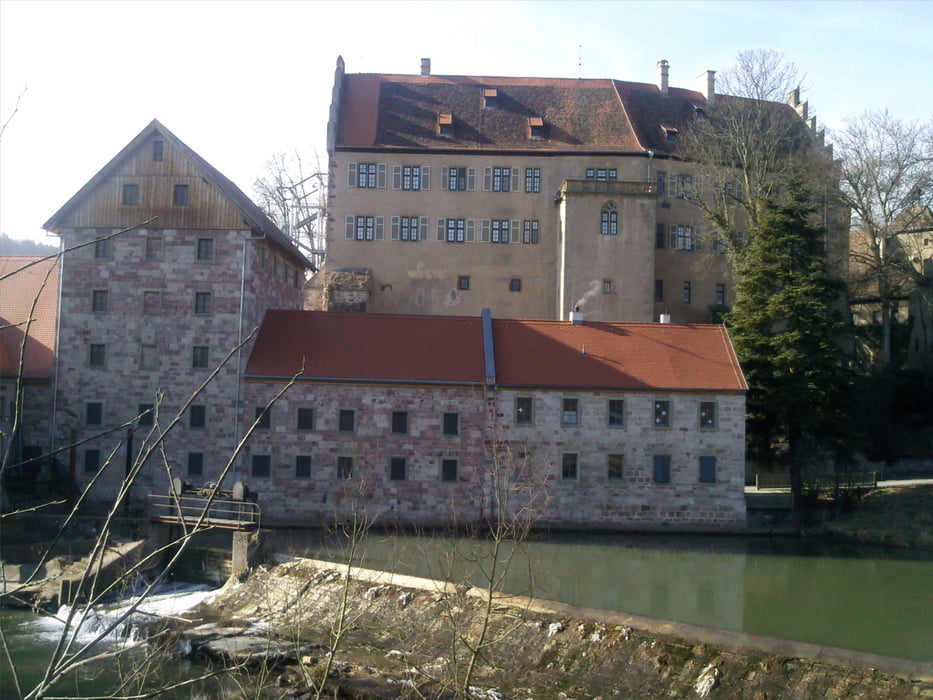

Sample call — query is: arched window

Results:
[600,202,618,236]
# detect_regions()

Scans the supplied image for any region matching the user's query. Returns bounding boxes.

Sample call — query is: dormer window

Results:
[660,123,679,144]
[528,116,544,140]
[438,113,453,138]
[483,88,498,109]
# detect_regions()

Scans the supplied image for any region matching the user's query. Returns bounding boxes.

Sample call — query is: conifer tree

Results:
[727,175,855,501]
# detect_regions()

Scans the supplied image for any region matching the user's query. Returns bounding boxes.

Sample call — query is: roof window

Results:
[438,113,453,138]
[528,116,544,140]
[660,123,679,144]
[483,88,498,109]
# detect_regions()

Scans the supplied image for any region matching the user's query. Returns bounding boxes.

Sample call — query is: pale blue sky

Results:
[1,0,931,244]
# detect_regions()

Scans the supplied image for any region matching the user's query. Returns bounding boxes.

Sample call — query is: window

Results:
[715,284,726,306]
[152,140,164,161]
[297,408,314,431]
[603,279,614,295]
[391,411,408,435]
[683,281,692,304]
[251,455,271,478]
[255,406,271,430]
[448,167,467,191]
[562,398,579,426]
[656,171,667,195]
[196,238,214,261]
[600,203,618,235]
[492,166,511,192]
[442,458,458,482]
[699,456,717,484]
[699,402,717,429]
[389,457,407,481]
[670,225,695,251]
[86,402,103,426]
[442,412,459,436]
[458,275,471,291]
[446,218,466,243]
[94,237,111,259]
[438,114,453,138]
[525,167,541,193]
[608,399,625,427]
[586,168,617,181]
[295,455,312,479]
[84,448,101,473]
[523,220,539,244]
[337,456,353,479]
[140,344,158,370]
[173,184,189,206]
[137,403,154,427]
[89,343,106,368]
[143,291,162,315]
[399,216,420,242]
[529,119,544,140]
[653,455,671,483]
[655,280,664,303]
[189,404,207,429]
[188,452,204,477]
[338,409,355,433]
[401,166,421,191]
[192,345,209,369]
[145,236,163,261]
[122,184,139,205]
[654,400,671,428]
[562,453,579,480]
[491,220,510,243]
[357,162,378,188]
[509,278,522,292]
[194,291,212,315]
[92,289,109,313]
[656,224,666,249]
[483,88,497,109]
[355,216,376,241]
[515,397,533,425]
[608,454,625,481]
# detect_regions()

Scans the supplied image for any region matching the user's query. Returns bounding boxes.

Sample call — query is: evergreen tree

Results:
[727,176,855,500]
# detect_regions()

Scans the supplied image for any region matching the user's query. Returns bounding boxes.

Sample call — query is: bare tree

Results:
[832,110,933,368]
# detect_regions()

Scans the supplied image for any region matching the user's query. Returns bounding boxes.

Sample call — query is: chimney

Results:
[421,58,431,76]
[698,70,716,105]
[659,313,671,324]
[570,305,585,325]
[657,59,670,97]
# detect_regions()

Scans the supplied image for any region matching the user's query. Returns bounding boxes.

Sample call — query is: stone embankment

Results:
[184,555,933,699]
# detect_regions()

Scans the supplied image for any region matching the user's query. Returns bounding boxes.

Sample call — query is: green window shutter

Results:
[440,166,449,190]
[481,219,491,243]
[421,166,431,190]
[467,167,476,191]
[375,216,384,240]
[419,216,429,241]
[483,166,492,191]
[392,165,401,190]
[347,162,357,188]
[391,216,400,241]
[437,218,446,241]
[377,163,387,188]
[345,215,354,240]
[466,219,476,242]
[511,167,520,192]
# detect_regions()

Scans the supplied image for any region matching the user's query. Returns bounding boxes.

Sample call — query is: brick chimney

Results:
[657,59,670,96]
[421,58,431,76]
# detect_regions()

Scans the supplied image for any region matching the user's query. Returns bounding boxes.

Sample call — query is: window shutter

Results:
[511,220,520,243]
[653,454,671,483]
[419,216,429,241]
[437,218,446,241]
[347,162,358,188]
[391,216,400,241]
[421,166,431,190]
[466,219,476,243]
[481,219,491,243]
[440,166,449,190]
[467,167,476,191]
[699,456,716,483]
[377,163,387,188]
[375,216,384,240]
[511,167,520,192]
[392,165,402,190]
[483,167,492,191]
[345,215,354,240]
[670,224,677,249]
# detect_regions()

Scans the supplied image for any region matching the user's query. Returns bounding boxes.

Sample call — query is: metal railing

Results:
[755,472,878,491]
[149,492,260,531]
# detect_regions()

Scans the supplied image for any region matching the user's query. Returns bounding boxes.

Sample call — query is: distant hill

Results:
[0,233,58,256]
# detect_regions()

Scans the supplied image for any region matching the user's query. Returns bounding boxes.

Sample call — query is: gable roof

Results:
[0,256,59,379]
[245,310,747,393]
[42,119,313,268]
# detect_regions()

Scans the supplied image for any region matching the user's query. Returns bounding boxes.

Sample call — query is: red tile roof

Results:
[246,311,746,393]
[0,256,59,379]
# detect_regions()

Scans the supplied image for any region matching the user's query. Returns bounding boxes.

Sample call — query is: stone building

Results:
[41,119,314,501]
[243,309,747,531]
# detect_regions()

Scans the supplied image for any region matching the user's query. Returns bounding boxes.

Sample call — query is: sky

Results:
[1,0,931,245]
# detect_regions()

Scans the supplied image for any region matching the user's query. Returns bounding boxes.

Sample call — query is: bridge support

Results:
[232,530,262,576]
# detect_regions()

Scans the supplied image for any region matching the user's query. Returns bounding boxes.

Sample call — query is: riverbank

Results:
[188,555,932,699]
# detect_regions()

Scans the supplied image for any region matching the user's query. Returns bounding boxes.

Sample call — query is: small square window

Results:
[122,184,139,206]
[562,398,579,426]
[188,452,204,477]
[86,402,103,426]
[255,406,271,430]
[509,278,522,292]
[391,411,408,434]
[192,345,209,369]
[608,399,625,427]
[654,400,671,428]
[137,403,154,427]
[390,456,407,481]
[252,455,271,478]
[92,290,109,313]
[89,343,106,368]
[442,458,458,482]
[143,291,162,315]
[562,453,579,480]
[608,453,624,481]
[173,184,189,206]
[189,404,207,429]
[295,455,312,479]
[338,409,355,433]
[653,454,671,483]
[515,397,533,425]
[699,456,717,484]
[94,238,111,259]
[197,238,214,261]
[337,456,353,479]
[194,291,212,315]
[297,408,315,431]
[84,448,101,473]
[458,276,471,291]
[442,412,459,436]
[700,402,717,429]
